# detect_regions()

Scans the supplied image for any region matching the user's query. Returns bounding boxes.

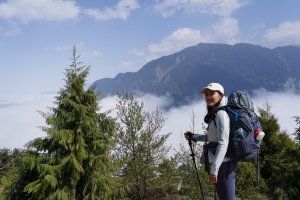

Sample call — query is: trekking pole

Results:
[188,138,205,200]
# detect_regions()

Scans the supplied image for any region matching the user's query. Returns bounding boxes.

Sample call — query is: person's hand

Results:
[184,131,193,140]
[209,174,218,184]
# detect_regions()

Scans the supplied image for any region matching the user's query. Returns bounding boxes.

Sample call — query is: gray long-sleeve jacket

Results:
[192,97,230,176]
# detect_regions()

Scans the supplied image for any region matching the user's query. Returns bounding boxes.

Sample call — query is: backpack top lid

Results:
[227,90,255,112]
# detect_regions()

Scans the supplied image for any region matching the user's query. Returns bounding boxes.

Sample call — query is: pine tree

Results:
[23,47,116,200]
[258,102,281,180]
[1,149,38,200]
[173,143,213,199]
[0,148,10,177]
[293,116,300,142]
[153,157,181,196]
[114,93,171,199]
[258,103,299,199]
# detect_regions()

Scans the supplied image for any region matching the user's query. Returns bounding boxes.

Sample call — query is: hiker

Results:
[185,83,237,200]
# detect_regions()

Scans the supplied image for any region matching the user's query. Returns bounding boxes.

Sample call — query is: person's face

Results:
[204,90,223,107]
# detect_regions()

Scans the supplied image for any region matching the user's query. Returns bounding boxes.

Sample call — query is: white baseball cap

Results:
[200,82,224,95]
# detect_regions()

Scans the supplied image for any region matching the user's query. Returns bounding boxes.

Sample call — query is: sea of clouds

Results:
[1,90,300,151]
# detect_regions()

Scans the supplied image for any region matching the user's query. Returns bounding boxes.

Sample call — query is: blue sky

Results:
[1,0,300,148]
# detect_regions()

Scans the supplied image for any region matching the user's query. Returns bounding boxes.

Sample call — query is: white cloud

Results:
[100,94,173,113]
[154,0,249,17]
[148,27,209,55]
[3,26,21,37]
[252,89,300,135]
[128,49,145,57]
[0,94,53,149]
[81,50,103,59]
[84,0,140,21]
[263,21,300,46]
[120,61,141,71]
[99,91,300,154]
[211,0,248,17]
[0,0,141,23]
[147,18,239,56]
[211,17,239,44]
[0,0,80,23]
[161,100,207,152]
[121,61,135,68]
[1,91,300,150]
[55,44,72,51]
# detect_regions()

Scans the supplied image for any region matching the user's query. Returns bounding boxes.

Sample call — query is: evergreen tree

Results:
[114,93,171,199]
[174,143,213,199]
[258,102,281,180]
[293,116,300,142]
[23,47,116,200]
[235,162,267,200]
[0,148,10,177]
[258,103,300,199]
[153,157,181,196]
[1,149,38,200]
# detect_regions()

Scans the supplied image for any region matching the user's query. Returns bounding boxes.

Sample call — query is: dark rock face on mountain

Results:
[91,43,300,106]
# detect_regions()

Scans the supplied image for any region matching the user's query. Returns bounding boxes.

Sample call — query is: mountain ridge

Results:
[91,43,300,106]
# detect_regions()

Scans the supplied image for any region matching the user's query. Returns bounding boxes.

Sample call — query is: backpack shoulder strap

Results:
[212,106,227,127]
[216,106,227,112]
